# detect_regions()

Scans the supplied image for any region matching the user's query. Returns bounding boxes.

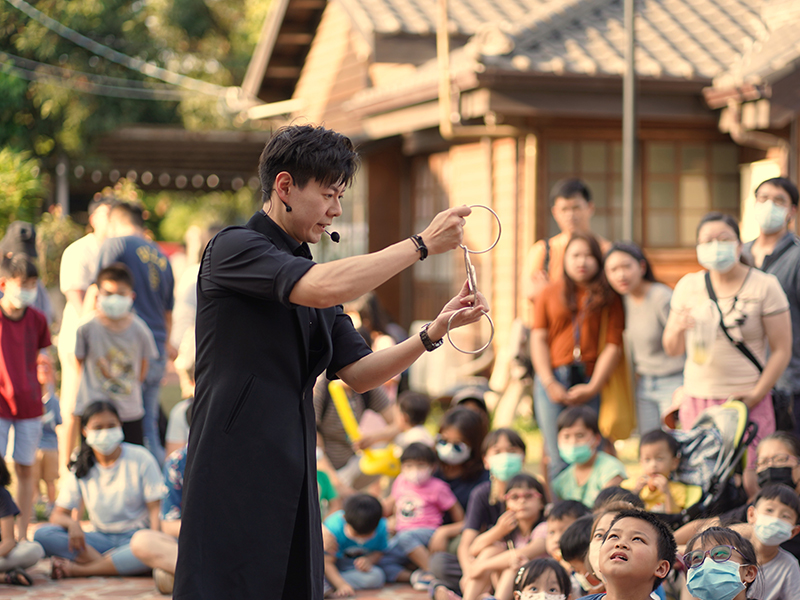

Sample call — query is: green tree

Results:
[0,147,47,232]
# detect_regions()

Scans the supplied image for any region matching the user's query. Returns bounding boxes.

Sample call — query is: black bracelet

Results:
[409,234,428,261]
[419,322,443,352]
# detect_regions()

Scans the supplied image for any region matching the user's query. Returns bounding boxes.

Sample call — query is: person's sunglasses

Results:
[682,545,741,569]
[435,437,468,454]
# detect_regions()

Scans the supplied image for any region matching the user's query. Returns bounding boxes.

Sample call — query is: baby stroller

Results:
[662,400,757,530]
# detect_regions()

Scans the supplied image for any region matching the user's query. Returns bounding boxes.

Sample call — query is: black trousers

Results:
[122,419,145,446]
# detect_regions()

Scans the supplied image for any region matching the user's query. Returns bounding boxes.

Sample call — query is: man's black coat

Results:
[174,212,370,599]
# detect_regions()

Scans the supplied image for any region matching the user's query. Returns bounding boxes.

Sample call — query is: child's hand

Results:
[333,583,355,597]
[67,522,86,553]
[633,476,648,494]
[354,556,372,572]
[650,474,670,493]
[495,510,518,536]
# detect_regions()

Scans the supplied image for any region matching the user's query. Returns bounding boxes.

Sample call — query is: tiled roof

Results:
[338,0,553,37]
[487,0,767,81]
[713,20,800,87]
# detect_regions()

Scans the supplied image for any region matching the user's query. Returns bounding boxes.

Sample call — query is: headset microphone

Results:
[324,230,340,243]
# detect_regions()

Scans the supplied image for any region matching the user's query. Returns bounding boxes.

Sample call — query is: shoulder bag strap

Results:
[762,237,797,271]
[543,238,550,275]
[703,271,764,374]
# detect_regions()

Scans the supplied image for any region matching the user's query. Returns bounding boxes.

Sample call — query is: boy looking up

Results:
[622,429,688,514]
[74,263,158,445]
[0,253,51,540]
[580,509,676,600]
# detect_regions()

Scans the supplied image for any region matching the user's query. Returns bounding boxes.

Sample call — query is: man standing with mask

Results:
[743,177,800,437]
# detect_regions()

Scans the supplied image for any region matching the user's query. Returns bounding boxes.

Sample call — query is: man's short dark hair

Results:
[397,391,431,427]
[548,500,592,522]
[639,429,680,458]
[753,483,800,523]
[400,442,437,465]
[560,514,594,562]
[258,125,360,199]
[343,493,383,535]
[96,262,135,290]
[556,405,599,435]
[755,177,799,207]
[606,509,677,591]
[550,178,592,205]
[109,201,145,229]
[0,253,37,280]
[88,196,112,215]
[593,487,645,511]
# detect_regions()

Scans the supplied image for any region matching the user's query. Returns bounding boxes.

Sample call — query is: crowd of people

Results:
[1,127,800,600]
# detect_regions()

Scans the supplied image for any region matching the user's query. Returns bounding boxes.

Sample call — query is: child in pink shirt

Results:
[379,443,464,589]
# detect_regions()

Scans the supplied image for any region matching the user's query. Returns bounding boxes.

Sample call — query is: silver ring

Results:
[446,308,494,355]
[462,204,502,254]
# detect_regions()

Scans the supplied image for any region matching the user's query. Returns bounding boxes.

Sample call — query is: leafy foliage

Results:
[0,147,47,232]
[34,206,84,287]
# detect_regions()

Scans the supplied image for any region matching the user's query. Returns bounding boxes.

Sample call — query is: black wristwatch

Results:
[409,234,428,261]
[420,322,443,352]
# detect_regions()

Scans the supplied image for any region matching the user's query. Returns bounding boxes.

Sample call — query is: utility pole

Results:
[622,0,636,240]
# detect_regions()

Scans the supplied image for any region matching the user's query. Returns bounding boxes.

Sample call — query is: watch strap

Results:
[419,322,443,351]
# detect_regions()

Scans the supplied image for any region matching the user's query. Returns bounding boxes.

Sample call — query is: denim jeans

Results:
[636,372,683,436]
[34,525,149,575]
[142,355,166,465]
[329,557,385,590]
[534,364,600,480]
[378,527,435,582]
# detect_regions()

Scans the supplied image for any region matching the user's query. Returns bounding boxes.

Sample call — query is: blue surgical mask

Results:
[696,240,739,273]
[753,200,789,234]
[487,452,523,481]
[559,443,594,465]
[754,513,794,546]
[4,285,37,309]
[98,294,134,319]
[686,559,746,600]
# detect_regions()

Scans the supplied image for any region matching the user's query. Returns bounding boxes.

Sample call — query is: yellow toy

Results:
[328,380,401,477]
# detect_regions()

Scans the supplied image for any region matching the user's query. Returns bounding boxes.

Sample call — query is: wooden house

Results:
[245,0,800,355]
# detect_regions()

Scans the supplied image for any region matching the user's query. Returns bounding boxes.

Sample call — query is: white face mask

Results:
[403,466,433,486]
[520,592,565,600]
[753,200,789,234]
[588,540,605,582]
[754,512,795,546]
[4,285,37,309]
[98,294,133,319]
[85,426,124,456]
[696,240,739,273]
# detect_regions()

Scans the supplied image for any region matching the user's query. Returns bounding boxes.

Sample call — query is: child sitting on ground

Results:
[323,493,389,598]
[34,356,61,518]
[545,500,592,566]
[736,483,800,600]
[394,392,435,449]
[461,473,548,600]
[379,443,463,589]
[622,429,688,514]
[559,513,596,595]
[581,509,676,600]
[552,406,627,506]
[513,557,571,600]
[74,263,158,445]
[683,526,758,600]
[0,456,44,586]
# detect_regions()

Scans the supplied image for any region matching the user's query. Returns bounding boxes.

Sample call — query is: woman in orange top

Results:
[531,232,625,480]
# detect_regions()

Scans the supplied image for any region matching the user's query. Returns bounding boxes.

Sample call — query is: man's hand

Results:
[545,380,569,404]
[426,279,490,343]
[419,206,471,256]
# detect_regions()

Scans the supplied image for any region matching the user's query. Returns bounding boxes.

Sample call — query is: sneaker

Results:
[153,568,174,595]
[411,569,436,591]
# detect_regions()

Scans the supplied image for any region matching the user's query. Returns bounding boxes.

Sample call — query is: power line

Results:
[3,0,228,97]
[0,60,186,100]
[2,51,187,92]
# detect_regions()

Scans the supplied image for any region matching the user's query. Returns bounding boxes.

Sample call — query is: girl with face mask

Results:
[531,232,625,482]
[513,557,571,600]
[32,401,164,580]
[683,527,759,600]
[664,212,792,497]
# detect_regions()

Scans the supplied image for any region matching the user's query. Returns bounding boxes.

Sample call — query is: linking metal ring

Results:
[462,204,502,254]
[446,308,494,355]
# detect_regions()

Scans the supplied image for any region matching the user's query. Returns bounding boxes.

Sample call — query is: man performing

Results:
[174,124,488,599]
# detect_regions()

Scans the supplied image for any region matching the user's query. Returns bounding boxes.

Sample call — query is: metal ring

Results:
[462,204,502,254]
[446,308,494,354]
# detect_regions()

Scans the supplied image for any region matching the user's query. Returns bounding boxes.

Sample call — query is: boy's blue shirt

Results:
[323,510,388,559]
[39,393,62,450]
